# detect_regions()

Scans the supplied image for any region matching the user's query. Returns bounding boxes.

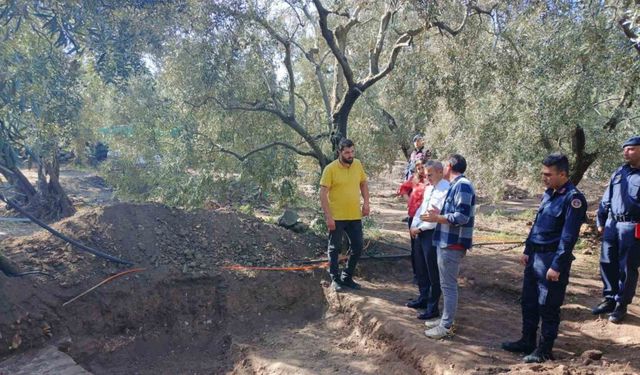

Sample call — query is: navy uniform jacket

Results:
[525,181,588,271]
[597,165,640,227]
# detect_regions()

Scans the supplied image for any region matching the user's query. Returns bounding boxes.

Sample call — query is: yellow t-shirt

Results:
[320,159,367,220]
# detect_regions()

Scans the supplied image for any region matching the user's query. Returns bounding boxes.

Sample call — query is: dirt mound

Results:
[3,203,325,283]
[0,203,327,368]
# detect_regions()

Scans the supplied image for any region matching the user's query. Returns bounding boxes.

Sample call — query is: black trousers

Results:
[327,220,363,281]
[414,229,441,313]
[409,217,417,282]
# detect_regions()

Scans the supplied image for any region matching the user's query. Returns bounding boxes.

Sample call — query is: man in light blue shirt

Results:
[408,161,450,320]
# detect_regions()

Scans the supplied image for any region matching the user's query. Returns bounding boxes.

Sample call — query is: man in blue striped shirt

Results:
[420,154,476,339]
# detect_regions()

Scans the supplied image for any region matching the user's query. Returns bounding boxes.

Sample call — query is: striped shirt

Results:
[433,175,476,250]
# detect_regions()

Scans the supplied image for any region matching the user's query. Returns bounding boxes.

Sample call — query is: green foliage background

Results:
[1,0,638,208]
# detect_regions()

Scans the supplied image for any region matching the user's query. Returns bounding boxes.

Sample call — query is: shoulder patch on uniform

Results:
[571,198,583,208]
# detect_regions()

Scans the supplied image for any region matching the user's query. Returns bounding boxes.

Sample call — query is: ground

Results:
[0,164,638,375]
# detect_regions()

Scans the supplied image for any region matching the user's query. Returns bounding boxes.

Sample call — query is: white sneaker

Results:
[424,318,441,329]
[424,324,454,339]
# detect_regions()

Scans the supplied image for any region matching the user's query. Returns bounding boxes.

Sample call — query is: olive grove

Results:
[1,0,639,212]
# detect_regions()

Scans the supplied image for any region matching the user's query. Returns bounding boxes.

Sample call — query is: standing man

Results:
[408,161,450,319]
[502,153,587,363]
[591,136,640,323]
[320,138,370,292]
[421,154,476,339]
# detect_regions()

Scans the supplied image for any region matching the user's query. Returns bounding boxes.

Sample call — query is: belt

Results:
[612,214,640,223]
[529,243,558,253]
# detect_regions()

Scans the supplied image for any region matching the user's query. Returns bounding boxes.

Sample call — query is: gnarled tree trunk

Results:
[0,139,75,220]
[570,125,598,186]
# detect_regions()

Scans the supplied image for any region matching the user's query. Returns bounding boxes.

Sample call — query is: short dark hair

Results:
[447,154,467,174]
[338,138,354,151]
[542,152,569,174]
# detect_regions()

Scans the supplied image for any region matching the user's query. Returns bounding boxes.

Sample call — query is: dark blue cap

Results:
[413,134,424,142]
[622,136,640,148]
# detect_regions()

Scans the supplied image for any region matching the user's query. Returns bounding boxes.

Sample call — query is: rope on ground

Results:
[223,239,526,272]
[62,268,145,307]
[0,193,134,266]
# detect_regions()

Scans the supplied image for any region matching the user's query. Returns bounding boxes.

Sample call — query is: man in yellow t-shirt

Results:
[320,138,370,292]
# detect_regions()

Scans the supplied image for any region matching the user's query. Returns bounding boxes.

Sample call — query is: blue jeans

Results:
[415,230,440,313]
[437,247,466,328]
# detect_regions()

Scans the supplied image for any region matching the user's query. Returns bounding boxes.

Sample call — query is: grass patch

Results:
[510,208,538,221]
[474,231,523,243]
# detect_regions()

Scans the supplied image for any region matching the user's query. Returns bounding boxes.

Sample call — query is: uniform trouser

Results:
[600,220,640,305]
[521,252,571,346]
[414,230,441,313]
[328,220,363,281]
[438,247,466,329]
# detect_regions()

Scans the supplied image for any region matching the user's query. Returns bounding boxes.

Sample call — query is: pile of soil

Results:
[3,203,325,285]
[0,203,328,373]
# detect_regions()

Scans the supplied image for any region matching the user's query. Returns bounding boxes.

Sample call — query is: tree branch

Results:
[186,96,329,167]
[283,41,296,116]
[432,9,469,37]
[192,129,326,162]
[311,0,355,87]
[361,30,423,90]
[215,141,318,161]
[369,9,394,75]
[619,12,640,55]
[603,89,632,131]
[291,39,333,130]
[431,3,495,37]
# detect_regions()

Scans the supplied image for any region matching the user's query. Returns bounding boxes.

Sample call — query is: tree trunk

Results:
[570,125,598,186]
[0,140,38,205]
[331,87,362,153]
[36,151,76,219]
[1,139,75,220]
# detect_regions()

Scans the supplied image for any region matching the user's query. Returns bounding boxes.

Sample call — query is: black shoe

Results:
[417,310,439,320]
[330,280,343,292]
[523,347,554,363]
[341,278,362,290]
[608,304,627,324]
[592,299,616,315]
[401,216,409,223]
[501,338,536,354]
[406,300,429,309]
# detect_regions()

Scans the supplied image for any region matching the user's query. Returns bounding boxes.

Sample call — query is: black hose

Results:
[0,254,52,278]
[0,194,133,266]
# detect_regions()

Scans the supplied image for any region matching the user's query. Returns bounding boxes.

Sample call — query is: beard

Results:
[340,156,354,164]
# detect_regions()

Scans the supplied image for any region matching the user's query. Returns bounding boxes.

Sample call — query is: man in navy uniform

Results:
[502,153,587,363]
[591,136,640,323]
